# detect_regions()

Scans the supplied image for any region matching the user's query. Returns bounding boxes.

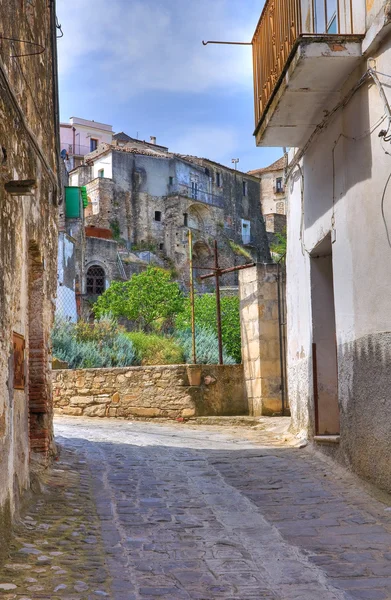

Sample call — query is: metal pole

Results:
[277,260,286,415]
[214,240,223,365]
[188,230,196,364]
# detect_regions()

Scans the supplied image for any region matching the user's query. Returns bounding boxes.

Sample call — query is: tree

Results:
[270,227,287,261]
[93,267,184,329]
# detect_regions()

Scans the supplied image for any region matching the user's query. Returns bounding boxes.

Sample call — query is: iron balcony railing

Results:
[252,0,354,128]
[168,183,225,209]
[60,143,97,157]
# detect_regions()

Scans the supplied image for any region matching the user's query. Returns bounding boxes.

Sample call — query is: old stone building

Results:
[0,0,60,551]
[66,135,270,305]
[252,0,391,491]
[248,157,287,234]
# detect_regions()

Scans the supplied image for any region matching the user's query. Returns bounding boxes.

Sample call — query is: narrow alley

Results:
[1,418,390,600]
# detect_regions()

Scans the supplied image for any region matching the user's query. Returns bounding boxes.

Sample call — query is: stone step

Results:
[187,415,261,427]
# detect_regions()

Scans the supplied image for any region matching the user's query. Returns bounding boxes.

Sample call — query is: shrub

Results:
[175,294,241,363]
[93,266,184,330]
[270,227,287,261]
[51,317,136,369]
[175,327,236,365]
[127,332,184,365]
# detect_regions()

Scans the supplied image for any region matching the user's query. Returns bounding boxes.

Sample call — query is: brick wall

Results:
[53,364,247,419]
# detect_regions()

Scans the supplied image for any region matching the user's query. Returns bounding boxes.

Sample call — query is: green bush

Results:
[175,294,241,363]
[93,266,184,330]
[126,332,184,365]
[52,317,136,369]
[175,327,236,365]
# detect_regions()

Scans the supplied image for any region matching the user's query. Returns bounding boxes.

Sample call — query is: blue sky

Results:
[56,0,281,172]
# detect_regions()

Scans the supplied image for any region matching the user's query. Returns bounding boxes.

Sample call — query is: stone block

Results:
[181,408,196,418]
[112,392,120,403]
[63,407,83,416]
[84,405,107,417]
[70,396,94,406]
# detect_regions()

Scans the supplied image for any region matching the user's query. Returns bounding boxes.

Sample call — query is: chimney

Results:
[150,136,157,145]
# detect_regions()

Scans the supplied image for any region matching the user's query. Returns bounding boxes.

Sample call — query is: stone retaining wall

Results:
[53,364,247,419]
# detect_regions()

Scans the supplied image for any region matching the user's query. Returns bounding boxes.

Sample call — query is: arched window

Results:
[86,265,105,295]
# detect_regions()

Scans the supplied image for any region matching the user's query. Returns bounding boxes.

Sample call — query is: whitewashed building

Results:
[252,0,391,491]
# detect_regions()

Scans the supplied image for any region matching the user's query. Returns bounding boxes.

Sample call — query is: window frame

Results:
[86,265,105,296]
[90,138,99,152]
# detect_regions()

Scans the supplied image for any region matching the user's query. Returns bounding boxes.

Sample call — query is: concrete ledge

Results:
[314,435,340,444]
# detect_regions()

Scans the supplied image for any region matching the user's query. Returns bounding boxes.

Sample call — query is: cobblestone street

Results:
[1,416,391,600]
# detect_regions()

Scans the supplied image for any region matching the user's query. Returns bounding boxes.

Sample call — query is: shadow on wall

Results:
[303,82,372,229]
[338,331,391,493]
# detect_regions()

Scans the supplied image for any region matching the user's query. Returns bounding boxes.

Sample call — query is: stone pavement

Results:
[0,417,390,600]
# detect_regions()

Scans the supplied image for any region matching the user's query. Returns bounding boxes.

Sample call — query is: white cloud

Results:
[56,0,256,97]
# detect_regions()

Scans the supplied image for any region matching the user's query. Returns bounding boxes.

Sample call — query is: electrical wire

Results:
[56,17,64,39]
[0,34,45,57]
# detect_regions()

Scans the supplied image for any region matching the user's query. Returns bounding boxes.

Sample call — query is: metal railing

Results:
[252,0,354,127]
[168,183,225,209]
[253,0,302,126]
[60,143,96,156]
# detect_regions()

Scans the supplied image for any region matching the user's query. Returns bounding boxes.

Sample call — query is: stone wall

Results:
[239,264,283,416]
[0,0,59,557]
[53,364,247,419]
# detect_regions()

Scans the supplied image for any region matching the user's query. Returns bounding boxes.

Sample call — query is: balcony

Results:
[252,0,363,147]
[168,183,225,209]
[60,143,96,157]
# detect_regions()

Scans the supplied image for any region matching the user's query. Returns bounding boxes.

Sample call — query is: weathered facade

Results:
[67,136,271,299]
[252,0,391,491]
[248,157,287,234]
[0,0,60,551]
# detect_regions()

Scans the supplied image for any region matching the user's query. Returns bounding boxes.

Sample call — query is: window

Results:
[275,177,283,193]
[86,266,105,295]
[98,169,104,178]
[90,138,98,152]
[159,243,164,250]
[216,172,221,187]
[191,181,198,199]
[169,176,174,185]
[154,211,162,222]
[183,213,188,226]
[242,180,247,196]
[314,0,338,33]
[241,219,251,244]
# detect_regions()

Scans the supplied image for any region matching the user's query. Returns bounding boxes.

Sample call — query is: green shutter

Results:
[80,186,88,208]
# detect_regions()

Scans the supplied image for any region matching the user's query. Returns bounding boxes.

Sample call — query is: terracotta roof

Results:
[248,156,285,176]
[85,144,261,180]
[85,143,171,162]
[113,132,169,151]
[177,154,260,179]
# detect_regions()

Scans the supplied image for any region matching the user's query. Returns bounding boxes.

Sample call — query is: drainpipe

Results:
[277,254,287,415]
[49,0,62,204]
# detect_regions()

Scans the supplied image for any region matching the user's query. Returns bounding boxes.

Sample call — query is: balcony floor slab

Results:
[255,36,363,148]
